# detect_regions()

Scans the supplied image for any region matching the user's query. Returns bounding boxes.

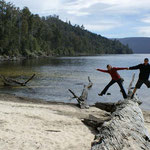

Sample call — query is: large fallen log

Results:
[91,74,150,149]
[91,98,150,150]
[0,74,35,86]
[68,76,93,109]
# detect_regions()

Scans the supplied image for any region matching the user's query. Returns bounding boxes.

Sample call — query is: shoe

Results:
[98,93,103,96]
[106,93,111,95]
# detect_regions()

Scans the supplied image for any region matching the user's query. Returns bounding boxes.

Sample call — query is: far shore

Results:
[0,53,135,62]
[0,93,150,150]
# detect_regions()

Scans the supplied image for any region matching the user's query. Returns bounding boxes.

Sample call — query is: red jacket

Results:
[97,67,127,80]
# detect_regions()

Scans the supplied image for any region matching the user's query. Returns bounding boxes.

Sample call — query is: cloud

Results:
[141,16,150,24]
[64,0,150,16]
[136,26,150,37]
[137,14,150,37]
[65,0,101,11]
[85,24,114,32]
[85,20,122,32]
[98,0,150,14]
[63,0,101,16]
[7,0,63,14]
[67,11,89,16]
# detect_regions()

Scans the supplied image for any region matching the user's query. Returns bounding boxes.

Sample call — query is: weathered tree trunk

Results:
[91,74,150,150]
[68,76,93,109]
[91,99,150,150]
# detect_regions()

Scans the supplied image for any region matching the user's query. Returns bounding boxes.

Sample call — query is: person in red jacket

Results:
[96,64,128,99]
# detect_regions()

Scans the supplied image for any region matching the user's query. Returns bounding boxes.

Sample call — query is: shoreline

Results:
[0,54,135,62]
[0,93,150,150]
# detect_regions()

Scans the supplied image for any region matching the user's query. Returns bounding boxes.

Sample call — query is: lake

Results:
[0,54,150,110]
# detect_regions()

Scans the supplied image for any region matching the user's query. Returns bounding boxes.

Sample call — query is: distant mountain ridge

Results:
[116,37,150,53]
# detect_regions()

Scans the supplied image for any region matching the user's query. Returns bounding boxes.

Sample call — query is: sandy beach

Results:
[0,94,150,150]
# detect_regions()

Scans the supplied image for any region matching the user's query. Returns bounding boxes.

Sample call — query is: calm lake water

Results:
[0,54,150,110]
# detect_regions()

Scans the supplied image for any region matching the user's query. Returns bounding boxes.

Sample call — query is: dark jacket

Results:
[129,63,150,80]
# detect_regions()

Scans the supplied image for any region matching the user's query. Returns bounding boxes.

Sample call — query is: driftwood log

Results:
[0,74,35,86]
[89,74,150,149]
[68,76,93,109]
[92,98,150,150]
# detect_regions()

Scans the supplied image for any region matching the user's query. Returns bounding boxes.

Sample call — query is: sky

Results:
[5,0,150,38]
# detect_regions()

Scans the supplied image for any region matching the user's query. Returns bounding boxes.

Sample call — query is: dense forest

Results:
[0,0,132,58]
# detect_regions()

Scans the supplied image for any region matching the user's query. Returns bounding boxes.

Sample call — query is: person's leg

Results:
[99,80,115,96]
[144,80,150,88]
[131,88,137,99]
[117,79,127,99]
[131,80,143,99]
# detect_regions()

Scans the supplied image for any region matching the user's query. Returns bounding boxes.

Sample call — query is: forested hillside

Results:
[0,0,132,58]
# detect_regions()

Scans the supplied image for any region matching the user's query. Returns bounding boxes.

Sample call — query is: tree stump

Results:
[68,76,93,109]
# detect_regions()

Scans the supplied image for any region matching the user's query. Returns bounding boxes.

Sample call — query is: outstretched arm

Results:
[114,67,128,71]
[129,64,141,70]
[96,69,109,73]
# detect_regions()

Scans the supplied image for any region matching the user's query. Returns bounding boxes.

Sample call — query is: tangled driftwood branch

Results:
[68,76,93,109]
[0,74,35,86]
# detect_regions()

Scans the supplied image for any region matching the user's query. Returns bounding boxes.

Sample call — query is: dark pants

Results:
[101,79,127,99]
[135,79,150,89]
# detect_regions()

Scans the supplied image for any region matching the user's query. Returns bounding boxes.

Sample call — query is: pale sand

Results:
[0,94,150,150]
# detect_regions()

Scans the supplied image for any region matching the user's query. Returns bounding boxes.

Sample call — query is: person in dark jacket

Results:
[129,58,150,99]
[96,65,128,99]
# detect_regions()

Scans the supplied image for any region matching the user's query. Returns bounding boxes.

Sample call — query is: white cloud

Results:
[136,26,150,37]
[7,0,63,14]
[141,16,150,24]
[67,11,89,16]
[95,0,150,15]
[85,24,115,32]
[7,0,150,19]
[138,15,150,37]
[63,0,101,16]
[85,20,122,32]
[63,0,150,16]
[65,0,101,10]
